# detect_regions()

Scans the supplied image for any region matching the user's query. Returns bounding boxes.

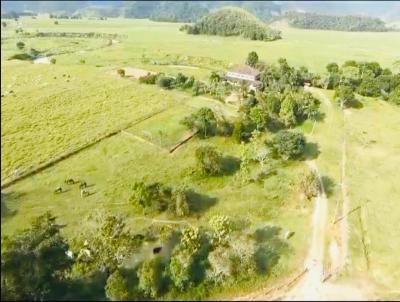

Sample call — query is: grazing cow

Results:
[80,189,90,198]
[65,178,76,185]
[79,181,87,189]
[54,186,63,194]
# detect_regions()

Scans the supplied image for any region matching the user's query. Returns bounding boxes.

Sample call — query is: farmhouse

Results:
[225,64,260,82]
[225,64,263,91]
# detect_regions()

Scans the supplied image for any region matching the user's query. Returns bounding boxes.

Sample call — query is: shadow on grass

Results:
[314,111,326,122]
[349,99,364,109]
[220,155,241,175]
[8,53,33,61]
[321,175,336,197]
[254,225,281,243]
[303,142,320,160]
[1,192,21,218]
[186,190,217,214]
[253,225,290,275]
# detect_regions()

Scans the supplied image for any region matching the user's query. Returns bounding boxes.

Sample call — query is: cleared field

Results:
[345,98,400,297]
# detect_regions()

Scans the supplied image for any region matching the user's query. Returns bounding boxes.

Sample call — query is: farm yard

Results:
[1,14,400,301]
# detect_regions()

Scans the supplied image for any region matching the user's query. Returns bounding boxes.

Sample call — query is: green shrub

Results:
[139,73,158,84]
[157,75,174,89]
[16,41,25,50]
[181,107,217,138]
[117,68,125,77]
[269,130,306,160]
[195,145,222,176]
[50,58,56,64]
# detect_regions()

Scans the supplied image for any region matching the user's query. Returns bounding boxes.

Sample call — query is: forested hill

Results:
[180,7,281,42]
[285,12,392,32]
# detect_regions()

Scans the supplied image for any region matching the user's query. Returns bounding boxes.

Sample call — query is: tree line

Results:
[1,210,288,300]
[285,11,391,32]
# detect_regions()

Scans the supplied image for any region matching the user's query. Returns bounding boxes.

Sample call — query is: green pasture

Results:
[3,16,399,74]
[304,88,400,297]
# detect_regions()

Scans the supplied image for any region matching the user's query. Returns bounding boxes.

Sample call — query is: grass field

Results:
[303,88,400,298]
[1,15,400,299]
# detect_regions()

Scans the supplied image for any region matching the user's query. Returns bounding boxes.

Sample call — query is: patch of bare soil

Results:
[123,67,157,78]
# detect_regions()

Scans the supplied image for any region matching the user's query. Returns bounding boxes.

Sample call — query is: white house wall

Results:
[226,71,256,81]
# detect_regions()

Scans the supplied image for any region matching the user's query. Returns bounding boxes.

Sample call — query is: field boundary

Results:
[169,130,198,154]
[1,108,169,189]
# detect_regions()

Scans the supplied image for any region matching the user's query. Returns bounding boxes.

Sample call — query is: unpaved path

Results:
[282,160,329,300]
[227,87,370,301]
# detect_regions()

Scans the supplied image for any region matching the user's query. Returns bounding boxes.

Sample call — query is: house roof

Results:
[227,64,260,77]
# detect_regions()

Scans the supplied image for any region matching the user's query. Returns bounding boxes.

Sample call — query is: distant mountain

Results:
[2,1,399,22]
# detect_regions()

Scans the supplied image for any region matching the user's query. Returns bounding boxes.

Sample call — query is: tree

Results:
[195,145,222,176]
[249,106,268,130]
[50,58,56,64]
[117,69,125,77]
[16,41,25,50]
[326,62,339,73]
[130,182,172,214]
[295,91,320,120]
[172,188,190,217]
[105,270,132,300]
[181,107,217,138]
[73,215,142,276]
[209,71,220,84]
[157,75,174,89]
[169,227,202,290]
[279,95,297,127]
[269,130,306,160]
[138,257,165,298]
[1,212,73,301]
[175,72,188,88]
[209,215,233,246]
[334,85,356,108]
[246,51,259,67]
[388,86,400,105]
[298,171,320,200]
[356,75,381,97]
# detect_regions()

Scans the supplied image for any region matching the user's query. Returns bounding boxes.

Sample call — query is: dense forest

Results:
[180,7,281,42]
[285,11,391,32]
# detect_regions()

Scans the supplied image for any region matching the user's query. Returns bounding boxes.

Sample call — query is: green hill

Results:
[180,7,281,41]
